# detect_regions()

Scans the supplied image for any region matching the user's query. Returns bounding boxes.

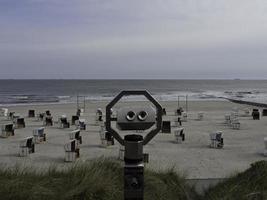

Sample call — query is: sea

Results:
[0,79,267,106]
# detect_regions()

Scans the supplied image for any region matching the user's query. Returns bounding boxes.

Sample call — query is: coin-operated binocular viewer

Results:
[106,90,162,200]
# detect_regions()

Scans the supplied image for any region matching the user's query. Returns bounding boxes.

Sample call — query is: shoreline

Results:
[1,98,227,108]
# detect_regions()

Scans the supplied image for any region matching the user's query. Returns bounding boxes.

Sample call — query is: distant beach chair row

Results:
[17,125,84,162]
[1,108,87,133]
[0,108,87,162]
[224,107,267,130]
[0,110,25,138]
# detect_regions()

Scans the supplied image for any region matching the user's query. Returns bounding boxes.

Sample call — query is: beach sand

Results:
[0,100,267,179]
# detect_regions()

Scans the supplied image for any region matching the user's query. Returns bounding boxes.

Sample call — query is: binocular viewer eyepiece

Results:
[116,106,156,131]
[125,110,148,121]
[126,111,135,121]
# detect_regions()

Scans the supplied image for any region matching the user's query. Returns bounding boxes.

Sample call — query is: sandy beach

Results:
[0,100,267,179]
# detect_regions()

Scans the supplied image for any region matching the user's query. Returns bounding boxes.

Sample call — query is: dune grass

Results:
[0,158,198,200]
[203,160,267,200]
[1,159,267,200]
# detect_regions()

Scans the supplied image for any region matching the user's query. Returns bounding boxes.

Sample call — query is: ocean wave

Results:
[11,96,29,99]
[0,94,60,105]
[1,89,267,106]
[57,96,71,99]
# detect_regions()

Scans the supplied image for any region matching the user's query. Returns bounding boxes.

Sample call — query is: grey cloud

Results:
[1,0,267,79]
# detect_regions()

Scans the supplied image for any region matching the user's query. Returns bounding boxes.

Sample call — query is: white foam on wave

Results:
[80,91,226,102]
[12,96,29,99]
[57,96,71,99]
[1,89,267,106]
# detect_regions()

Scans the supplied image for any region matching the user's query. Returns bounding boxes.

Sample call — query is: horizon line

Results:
[0,78,267,81]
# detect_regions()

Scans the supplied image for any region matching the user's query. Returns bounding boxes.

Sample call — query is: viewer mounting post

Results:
[106,90,163,200]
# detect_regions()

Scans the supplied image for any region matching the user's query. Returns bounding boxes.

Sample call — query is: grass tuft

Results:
[203,160,267,200]
[2,159,267,200]
[0,158,196,200]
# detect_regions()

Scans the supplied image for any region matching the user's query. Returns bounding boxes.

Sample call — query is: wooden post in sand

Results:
[77,95,86,112]
[177,95,189,113]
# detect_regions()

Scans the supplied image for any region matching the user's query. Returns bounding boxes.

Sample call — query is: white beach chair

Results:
[231,119,241,130]
[174,128,185,144]
[28,110,35,118]
[8,112,15,120]
[75,119,86,130]
[101,132,114,147]
[210,131,224,149]
[58,115,70,128]
[225,114,231,124]
[1,108,8,117]
[197,112,204,121]
[99,124,114,147]
[79,108,84,116]
[14,117,26,129]
[33,127,46,143]
[1,124,14,138]
[71,115,79,125]
[99,124,106,142]
[69,129,82,145]
[19,136,35,157]
[230,112,239,121]
[37,113,45,121]
[173,116,182,127]
[64,139,79,162]
[11,113,20,122]
[182,112,187,122]
[43,116,53,126]
[175,108,184,116]
[95,108,103,125]
[252,109,260,120]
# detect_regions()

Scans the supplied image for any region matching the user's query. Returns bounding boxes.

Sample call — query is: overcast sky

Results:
[1,0,267,79]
